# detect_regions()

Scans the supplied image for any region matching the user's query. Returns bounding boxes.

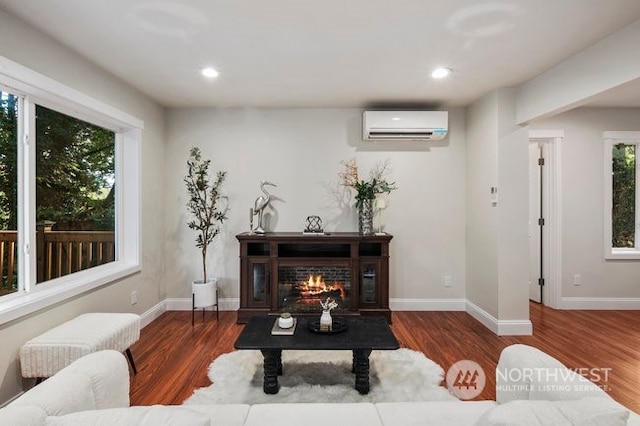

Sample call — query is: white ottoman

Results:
[19,313,140,380]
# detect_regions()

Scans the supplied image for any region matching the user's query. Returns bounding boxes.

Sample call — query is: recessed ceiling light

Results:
[431,67,452,79]
[201,67,219,78]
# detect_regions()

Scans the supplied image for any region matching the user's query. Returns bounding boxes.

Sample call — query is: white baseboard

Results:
[557,297,640,310]
[465,300,533,336]
[147,296,640,336]
[390,298,466,311]
[140,300,166,328]
[465,300,499,334]
[164,297,240,312]
[138,298,239,329]
[497,320,533,336]
[141,295,640,335]
[390,298,532,335]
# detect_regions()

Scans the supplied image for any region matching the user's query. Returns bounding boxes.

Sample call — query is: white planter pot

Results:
[192,278,217,308]
[192,278,219,324]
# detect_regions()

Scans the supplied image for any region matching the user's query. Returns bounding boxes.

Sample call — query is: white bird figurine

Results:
[253,181,277,233]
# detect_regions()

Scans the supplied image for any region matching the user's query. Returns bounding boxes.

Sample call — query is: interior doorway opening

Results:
[528,130,563,307]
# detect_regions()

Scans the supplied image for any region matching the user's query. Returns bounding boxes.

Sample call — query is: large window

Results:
[0,56,142,325]
[604,131,640,259]
[35,106,116,282]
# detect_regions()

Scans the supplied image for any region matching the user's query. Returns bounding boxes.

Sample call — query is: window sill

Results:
[0,262,141,326]
[605,249,640,260]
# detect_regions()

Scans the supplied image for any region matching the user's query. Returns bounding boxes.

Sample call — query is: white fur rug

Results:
[183,348,456,405]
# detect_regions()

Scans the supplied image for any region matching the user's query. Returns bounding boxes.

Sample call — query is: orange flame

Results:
[299,274,345,299]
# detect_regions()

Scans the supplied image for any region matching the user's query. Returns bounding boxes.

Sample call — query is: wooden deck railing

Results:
[0,231,17,295]
[0,227,115,293]
[37,229,116,282]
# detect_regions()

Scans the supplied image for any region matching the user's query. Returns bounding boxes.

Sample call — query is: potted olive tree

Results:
[184,147,228,323]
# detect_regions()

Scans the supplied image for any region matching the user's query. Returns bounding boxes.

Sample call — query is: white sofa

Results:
[1,344,638,426]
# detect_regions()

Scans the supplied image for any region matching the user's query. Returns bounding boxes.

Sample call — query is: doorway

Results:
[528,130,563,307]
[528,141,543,303]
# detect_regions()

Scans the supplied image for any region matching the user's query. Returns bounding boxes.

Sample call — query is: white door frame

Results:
[529,129,563,308]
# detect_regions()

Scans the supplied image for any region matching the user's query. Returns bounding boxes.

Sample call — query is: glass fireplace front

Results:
[278,265,351,312]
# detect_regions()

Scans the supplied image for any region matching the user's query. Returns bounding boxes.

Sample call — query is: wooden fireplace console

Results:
[236,232,393,323]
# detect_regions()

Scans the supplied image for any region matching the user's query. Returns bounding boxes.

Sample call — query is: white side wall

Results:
[466,93,499,318]
[496,90,530,322]
[0,9,166,404]
[529,107,640,303]
[466,89,531,333]
[164,107,468,307]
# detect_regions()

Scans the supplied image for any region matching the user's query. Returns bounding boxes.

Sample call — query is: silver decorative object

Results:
[358,199,374,235]
[253,180,277,233]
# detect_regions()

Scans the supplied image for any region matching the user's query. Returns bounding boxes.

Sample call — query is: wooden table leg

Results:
[353,349,372,394]
[261,349,281,394]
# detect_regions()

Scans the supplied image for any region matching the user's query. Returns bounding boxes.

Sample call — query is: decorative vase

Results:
[320,309,333,331]
[358,199,374,235]
[278,313,294,329]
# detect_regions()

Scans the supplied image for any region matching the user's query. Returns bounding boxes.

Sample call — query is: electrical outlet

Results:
[130,290,138,305]
[444,275,452,288]
[573,275,581,286]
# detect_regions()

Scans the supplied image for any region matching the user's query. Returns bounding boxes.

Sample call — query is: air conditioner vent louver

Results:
[368,131,434,138]
[363,111,448,141]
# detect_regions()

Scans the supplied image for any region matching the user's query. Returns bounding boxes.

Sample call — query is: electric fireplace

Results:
[278,265,351,312]
[236,232,393,323]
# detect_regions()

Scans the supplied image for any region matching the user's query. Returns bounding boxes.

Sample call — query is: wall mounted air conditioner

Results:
[362,110,448,141]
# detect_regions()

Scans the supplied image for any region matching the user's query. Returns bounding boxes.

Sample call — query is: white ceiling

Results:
[1,0,640,109]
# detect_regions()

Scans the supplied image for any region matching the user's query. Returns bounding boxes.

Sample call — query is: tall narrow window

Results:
[35,105,115,283]
[604,131,640,259]
[611,143,635,248]
[0,91,19,295]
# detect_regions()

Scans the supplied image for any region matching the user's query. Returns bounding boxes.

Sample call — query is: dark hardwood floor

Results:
[129,303,640,413]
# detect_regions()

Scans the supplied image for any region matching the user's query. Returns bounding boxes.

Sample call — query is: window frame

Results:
[0,55,142,325]
[603,131,640,260]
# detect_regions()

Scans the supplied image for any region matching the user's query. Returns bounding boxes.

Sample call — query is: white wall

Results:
[496,90,530,321]
[466,93,499,317]
[164,107,468,306]
[0,9,166,403]
[530,107,640,300]
[466,90,530,332]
